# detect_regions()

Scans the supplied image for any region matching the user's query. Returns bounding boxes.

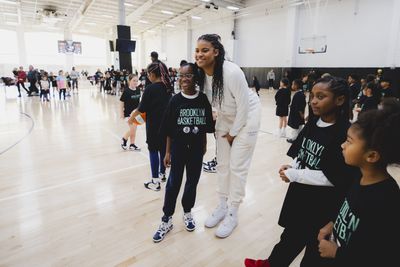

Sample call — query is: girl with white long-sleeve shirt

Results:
[195,34,261,238]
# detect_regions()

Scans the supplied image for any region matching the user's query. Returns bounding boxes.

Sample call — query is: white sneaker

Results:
[280,128,286,138]
[215,211,238,238]
[204,204,228,228]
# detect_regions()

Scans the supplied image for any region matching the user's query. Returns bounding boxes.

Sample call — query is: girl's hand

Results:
[318,222,334,242]
[279,165,291,174]
[318,239,338,258]
[164,153,171,168]
[278,165,292,183]
[222,133,235,146]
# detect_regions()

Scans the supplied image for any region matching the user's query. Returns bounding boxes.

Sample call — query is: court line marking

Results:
[0,162,149,203]
[0,112,34,156]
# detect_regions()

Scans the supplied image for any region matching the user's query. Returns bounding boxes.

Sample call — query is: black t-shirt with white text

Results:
[279,118,361,228]
[120,87,141,117]
[332,177,400,267]
[161,92,215,146]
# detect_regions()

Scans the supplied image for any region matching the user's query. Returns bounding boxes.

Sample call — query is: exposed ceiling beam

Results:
[68,0,97,31]
[126,0,164,22]
[140,3,204,33]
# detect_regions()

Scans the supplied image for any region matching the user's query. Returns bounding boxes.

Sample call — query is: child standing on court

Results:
[318,99,400,267]
[287,79,306,143]
[275,78,291,137]
[56,70,67,100]
[120,74,141,151]
[245,76,361,267]
[152,63,214,242]
[39,75,51,102]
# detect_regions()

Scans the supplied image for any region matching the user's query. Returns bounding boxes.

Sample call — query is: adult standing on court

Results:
[195,34,261,238]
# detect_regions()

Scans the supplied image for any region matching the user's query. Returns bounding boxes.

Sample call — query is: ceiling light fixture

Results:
[3,12,18,16]
[138,19,149,24]
[165,24,175,27]
[101,14,113,18]
[0,0,18,5]
[147,30,156,33]
[227,6,239,11]
[85,22,96,26]
[5,21,19,25]
[161,10,173,15]
[124,3,133,7]
[191,15,202,20]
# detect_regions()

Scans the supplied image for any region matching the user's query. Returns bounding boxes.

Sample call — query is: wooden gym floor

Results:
[0,81,398,267]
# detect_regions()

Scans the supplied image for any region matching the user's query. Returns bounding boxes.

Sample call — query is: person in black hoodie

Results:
[355,82,379,114]
[318,99,400,267]
[275,78,291,137]
[253,76,261,96]
[245,76,361,267]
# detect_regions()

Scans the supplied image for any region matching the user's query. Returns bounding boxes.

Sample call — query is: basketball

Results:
[133,112,146,125]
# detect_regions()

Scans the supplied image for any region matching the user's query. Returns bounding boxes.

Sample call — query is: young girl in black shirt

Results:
[129,62,172,191]
[245,76,361,267]
[152,63,214,242]
[318,100,400,267]
[275,78,291,137]
[120,74,141,151]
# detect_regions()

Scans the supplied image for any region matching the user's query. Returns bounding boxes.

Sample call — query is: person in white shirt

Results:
[195,34,261,238]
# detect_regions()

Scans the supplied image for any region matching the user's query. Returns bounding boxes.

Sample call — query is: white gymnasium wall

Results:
[164,28,187,68]
[294,0,397,68]
[191,17,235,62]
[235,8,289,67]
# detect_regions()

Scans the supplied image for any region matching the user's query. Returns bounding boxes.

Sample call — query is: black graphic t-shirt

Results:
[161,92,215,146]
[278,118,361,228]
[120,87,141,117]
[332,177,400,267]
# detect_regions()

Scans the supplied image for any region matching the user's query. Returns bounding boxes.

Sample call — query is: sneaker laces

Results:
[158,221,169,232]
[184,213,193,222]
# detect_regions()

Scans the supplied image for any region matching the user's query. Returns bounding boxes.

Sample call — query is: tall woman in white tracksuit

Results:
[195,34,261,238]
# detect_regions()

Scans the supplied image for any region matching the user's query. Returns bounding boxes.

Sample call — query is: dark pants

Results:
[100,81,105,92]
[16,81,29,94]
[40,90,50,100]
[268,226,334,267]
[162,142,204,221]
[269,79,274,88]
[72,79,78,90]
[29,80,39,93]
[59,89,66,100]
[149,149,166,178]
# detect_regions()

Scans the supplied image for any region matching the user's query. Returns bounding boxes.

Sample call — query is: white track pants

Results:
[215,103,261,207]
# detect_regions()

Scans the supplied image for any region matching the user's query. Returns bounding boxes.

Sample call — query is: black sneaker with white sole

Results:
[159,173,167,182]
[121,138,128,150]
[129,144,141,151]
[144,180,161,191]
